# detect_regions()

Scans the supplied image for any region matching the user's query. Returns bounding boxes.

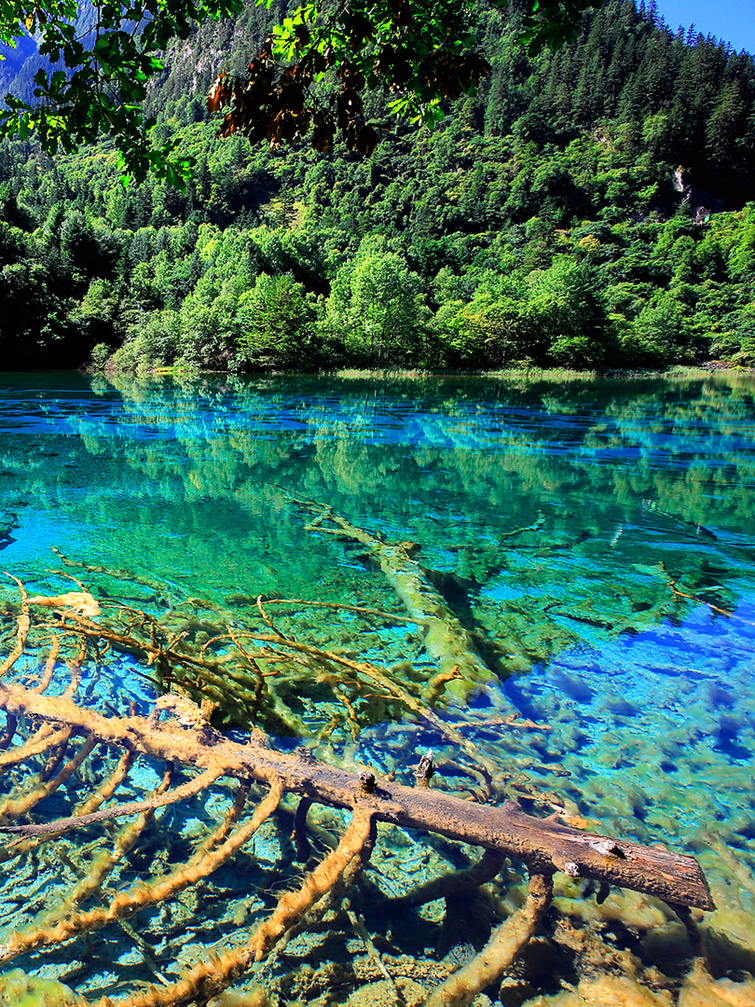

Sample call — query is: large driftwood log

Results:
[0,681,714,912]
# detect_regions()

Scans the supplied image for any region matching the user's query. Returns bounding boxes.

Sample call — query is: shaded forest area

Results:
[1,0,755,372]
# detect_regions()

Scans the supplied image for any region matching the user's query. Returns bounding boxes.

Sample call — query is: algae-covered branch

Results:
[0,561,723,1006]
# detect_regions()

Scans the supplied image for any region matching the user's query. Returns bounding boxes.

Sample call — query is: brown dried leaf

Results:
[28,592,101,618]
[207,72,231,114]
[311,111,335,152]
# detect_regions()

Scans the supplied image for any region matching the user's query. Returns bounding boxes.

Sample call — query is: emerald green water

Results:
[1,369,755,1001]
[4,370,754,619]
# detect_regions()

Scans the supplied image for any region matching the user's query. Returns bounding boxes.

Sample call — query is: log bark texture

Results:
[0,681,714,912]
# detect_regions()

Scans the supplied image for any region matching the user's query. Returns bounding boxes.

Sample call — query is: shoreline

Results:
[82,362,755,383]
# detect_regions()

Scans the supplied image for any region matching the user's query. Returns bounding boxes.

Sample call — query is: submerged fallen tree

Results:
[0,584,716,1007]
[289,490,504,697]
[0,566,715,1006]
[0,678,714,912]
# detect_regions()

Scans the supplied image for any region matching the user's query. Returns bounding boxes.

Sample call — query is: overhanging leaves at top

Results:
[0,0,597,180]
[0,0,248,182]
[207,0,597,155]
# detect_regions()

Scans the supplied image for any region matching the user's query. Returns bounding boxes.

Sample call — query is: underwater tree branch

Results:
[383,847,506,909]
[0,680,715,912]
[0,758,227,840]
[423,871,553,1007]
[0,777,284,968]
[0,735,97,825]
[95,803,375,1007]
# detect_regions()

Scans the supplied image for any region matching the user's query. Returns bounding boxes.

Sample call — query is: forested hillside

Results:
[1,0,755,372]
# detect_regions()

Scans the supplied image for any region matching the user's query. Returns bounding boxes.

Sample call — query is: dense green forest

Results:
[1,0,755,372]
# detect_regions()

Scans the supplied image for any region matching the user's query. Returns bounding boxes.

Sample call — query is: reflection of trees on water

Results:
[2,371,753,672]
[96,371,755,525]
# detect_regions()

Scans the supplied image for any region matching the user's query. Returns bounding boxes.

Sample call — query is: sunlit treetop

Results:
[0,0,597,182]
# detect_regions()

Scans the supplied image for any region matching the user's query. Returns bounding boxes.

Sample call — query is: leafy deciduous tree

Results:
[0,0,599,180]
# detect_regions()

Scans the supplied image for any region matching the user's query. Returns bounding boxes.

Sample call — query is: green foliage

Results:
[238,273,318,370]
[110,310,183,373]
[325,235,428,366]
[89,341,112,371]
[0,0,596,180]
[0,0,246,181]
[1,0,755,372]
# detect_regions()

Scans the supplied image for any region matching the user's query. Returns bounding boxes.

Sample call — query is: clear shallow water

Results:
[1,369,755,1003]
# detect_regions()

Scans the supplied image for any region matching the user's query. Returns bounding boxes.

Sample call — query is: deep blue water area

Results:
[1,369,755,1001]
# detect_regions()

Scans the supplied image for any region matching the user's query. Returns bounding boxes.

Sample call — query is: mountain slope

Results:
[0,0,754,371]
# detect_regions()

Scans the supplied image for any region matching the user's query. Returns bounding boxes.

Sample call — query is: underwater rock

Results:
[550,669,595,704]
[342,977,428,1007]
[0,968,85,1006]
[279,956,449,1006]
[678,959,755,1007]
[528,974,673,1005]
[208,988,269,1007]
[553,887,668,932]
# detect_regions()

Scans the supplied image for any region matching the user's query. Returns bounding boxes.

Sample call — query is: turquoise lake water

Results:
[0,369,754,1003]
